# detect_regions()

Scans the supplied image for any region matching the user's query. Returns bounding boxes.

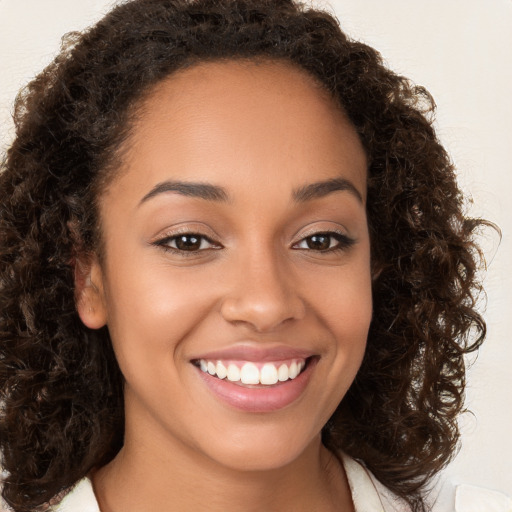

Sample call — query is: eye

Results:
[154,233,220,253]
[293,232,355,252]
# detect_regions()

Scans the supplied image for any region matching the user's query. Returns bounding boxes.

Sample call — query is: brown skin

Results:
[77,61,370,511]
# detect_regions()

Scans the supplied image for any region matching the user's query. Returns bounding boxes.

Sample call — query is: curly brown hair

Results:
[0,0,487,511]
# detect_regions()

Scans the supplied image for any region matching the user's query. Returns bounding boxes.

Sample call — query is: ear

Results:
[74,254,108,329]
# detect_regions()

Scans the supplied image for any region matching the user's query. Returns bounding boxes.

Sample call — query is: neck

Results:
[92,427,353,512]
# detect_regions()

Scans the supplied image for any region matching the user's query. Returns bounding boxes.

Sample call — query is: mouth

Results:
[193,358,309,386]
[191,354,318,412]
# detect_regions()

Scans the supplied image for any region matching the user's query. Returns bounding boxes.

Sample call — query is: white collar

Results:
[53,477,100,512]
[339,453,389,511]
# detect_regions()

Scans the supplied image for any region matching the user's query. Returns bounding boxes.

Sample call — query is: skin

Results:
[77,60,372,511]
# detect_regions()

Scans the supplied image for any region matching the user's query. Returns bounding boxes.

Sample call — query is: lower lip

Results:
[195,359,317,413]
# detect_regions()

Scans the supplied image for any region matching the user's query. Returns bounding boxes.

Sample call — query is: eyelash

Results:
[153,230,355,256]
[153,232,221,256]
[292,231,355,253]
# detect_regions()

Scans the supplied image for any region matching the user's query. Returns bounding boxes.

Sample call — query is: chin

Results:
[195,419,324,473]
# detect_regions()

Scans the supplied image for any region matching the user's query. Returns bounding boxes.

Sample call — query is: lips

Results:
[191,346,317,413]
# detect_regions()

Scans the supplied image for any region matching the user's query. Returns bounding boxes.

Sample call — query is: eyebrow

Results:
[139,180,229,205]
[293,177,363,204]
[139,176,363,206]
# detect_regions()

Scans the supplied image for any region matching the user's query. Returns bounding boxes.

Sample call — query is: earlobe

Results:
[74,256,108,329]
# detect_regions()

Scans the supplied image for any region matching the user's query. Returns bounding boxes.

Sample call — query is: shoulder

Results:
[340,453,412,511]
[51,478,100,512]
[1,479,99,512]
[432,479,512,512]
[340,453,512,512]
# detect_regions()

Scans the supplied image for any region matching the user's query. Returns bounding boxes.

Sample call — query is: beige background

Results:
[1,0,511,496]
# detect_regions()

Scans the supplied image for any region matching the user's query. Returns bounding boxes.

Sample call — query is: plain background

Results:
[0,0,511,497]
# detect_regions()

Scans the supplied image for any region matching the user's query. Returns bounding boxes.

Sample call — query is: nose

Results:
[220,248,306,333]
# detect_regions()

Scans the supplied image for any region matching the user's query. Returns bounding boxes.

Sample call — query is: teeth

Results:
[277,363,289,382]
[207,361,216,375]
[240,362,259,384]
[260,363,278,385]
[198,358,306,385]
[289,361,299,379]
[216,361,227,380]
[227,363,240,382]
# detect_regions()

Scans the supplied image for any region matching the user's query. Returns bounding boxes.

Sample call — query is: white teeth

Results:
[260,363,278,385]
[198,358,307,385]
[289,361,299,379]
[216,361,227,380]
[277,363,289,382]
[227,363,241,382]
[207,361,216,375]
[240,362,260,384]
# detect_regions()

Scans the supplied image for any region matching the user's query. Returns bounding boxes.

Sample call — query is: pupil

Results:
[176,235,200,251]
[308,234,330,250]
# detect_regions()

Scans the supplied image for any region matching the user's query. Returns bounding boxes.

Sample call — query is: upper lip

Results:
[190,344,316,363]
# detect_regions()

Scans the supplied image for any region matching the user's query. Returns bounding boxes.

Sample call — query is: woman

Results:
[0,1,503,511]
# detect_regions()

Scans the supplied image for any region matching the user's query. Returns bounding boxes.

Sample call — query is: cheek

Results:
[101,255,220,372]
[311,251,373,340]
[308,249,373,385]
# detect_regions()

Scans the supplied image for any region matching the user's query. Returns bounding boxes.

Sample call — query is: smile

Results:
[197,359,307,386]
[192,353,317,413]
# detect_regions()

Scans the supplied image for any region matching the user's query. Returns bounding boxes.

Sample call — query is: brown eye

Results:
[306,234,331,251]
[174,234,202,251]
[155,232,220,253]
[294,231,355,252]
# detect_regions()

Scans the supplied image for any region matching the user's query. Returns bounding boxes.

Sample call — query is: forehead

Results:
[110,59,367,202]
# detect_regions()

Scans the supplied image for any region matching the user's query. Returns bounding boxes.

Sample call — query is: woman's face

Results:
[82,61,372,472]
